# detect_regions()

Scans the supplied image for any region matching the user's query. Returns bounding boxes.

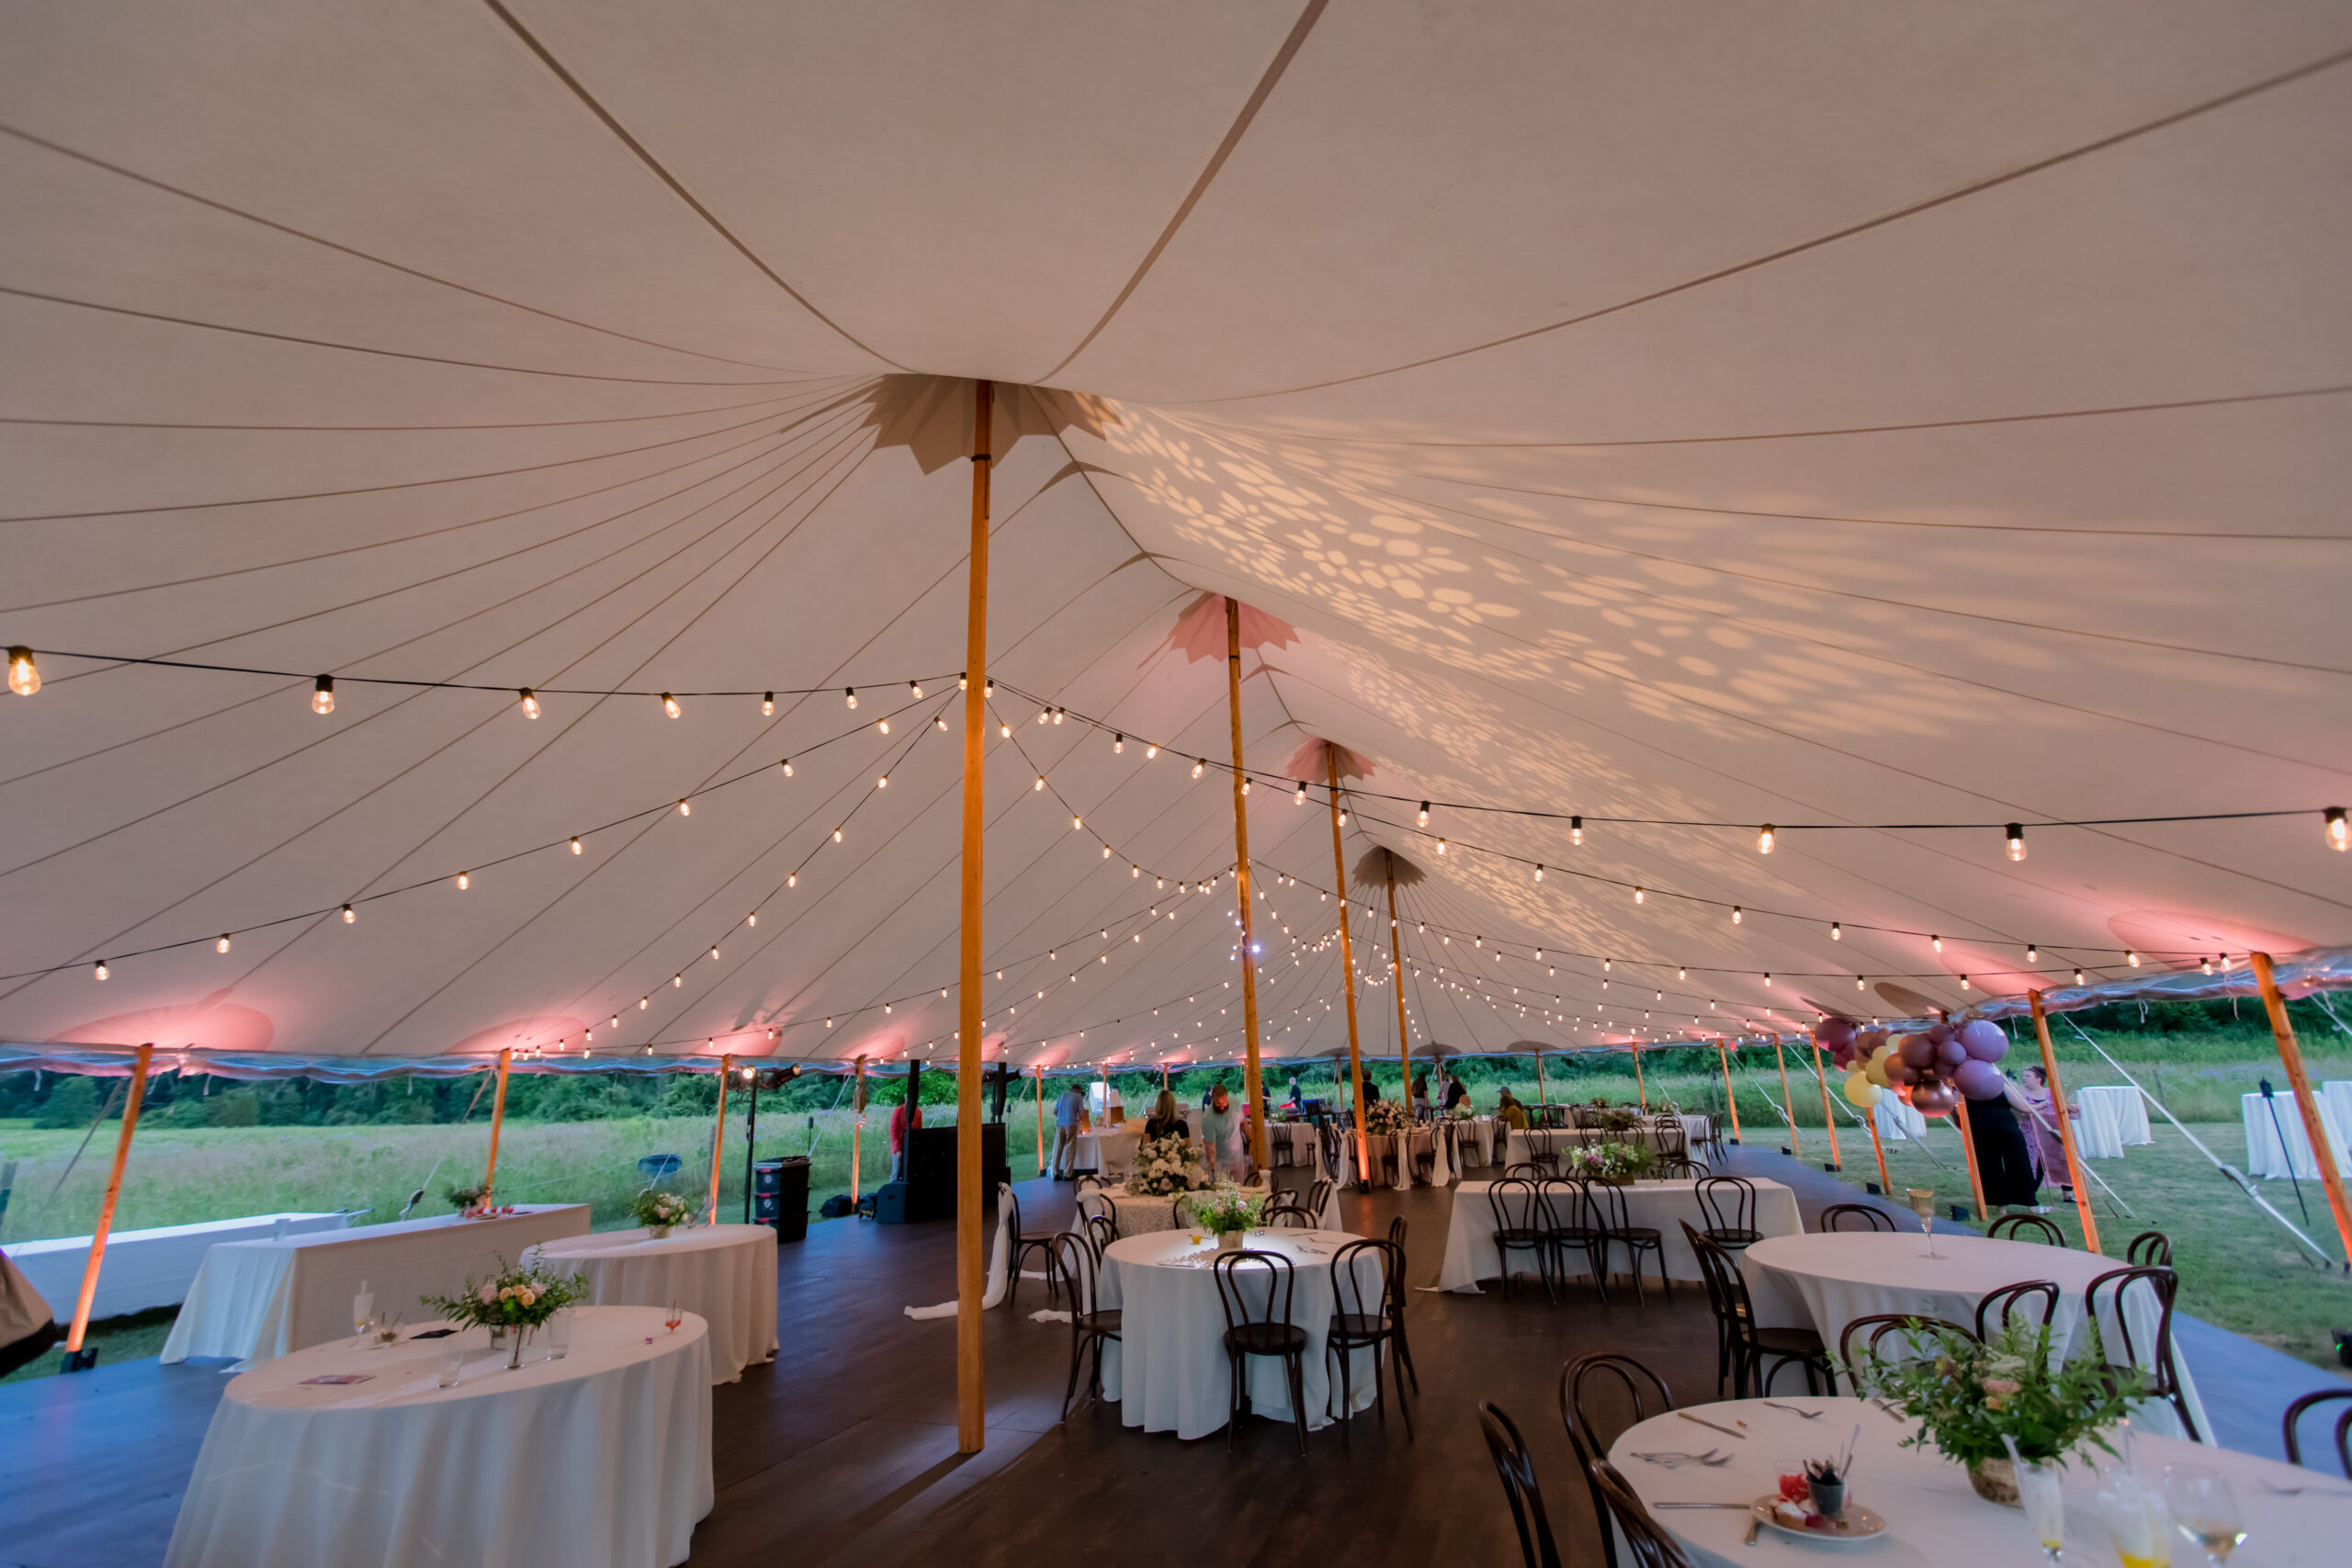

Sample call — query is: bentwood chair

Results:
[1837,1314,1976,1393]
[1817,1202,1897,1233]
[1660,1156,1709,1179]
[1589,1459,1697,1568]
[1974,1279,2061,1339]
[2086,1265,2200,1441]
[1326,1238,1411,1446]
[1081,1211,1117,1263]
[1684,1223,1829,1396]
[1047,1231,1120,1421]
[1306,1178,1335,1224]
[1212,1250,1312,1455]
[1487,1177,1555,1303]
[2127,1230,2175,1269]
[1558,1354,1675,1568]
[1586,1179,1668,1304]
[1986,1213,2066,1247]
[1694,1175,1763,1253]
[1262,1192,1313,1228]
[1002,1186,1059,1313]
[1384,1217,1419,1393]
[1537,1178,1611,1303]
[1479,1403,1565,1568]
[2283,1388,2352,1477]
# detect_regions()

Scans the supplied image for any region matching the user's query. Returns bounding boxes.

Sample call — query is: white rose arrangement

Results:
[1128,1133,1214,1196]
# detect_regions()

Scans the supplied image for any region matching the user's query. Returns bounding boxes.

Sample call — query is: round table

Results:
[525,1223,777,1383]
[1609,1396,2331,1568]
[1079,1180,1343,1236]
[164,1306,712,1568]
[1097,1228,1381,1440]
[1740,1232,2206,1438]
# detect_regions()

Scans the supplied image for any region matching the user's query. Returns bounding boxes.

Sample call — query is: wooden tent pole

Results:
[1714,1039,1741,1144]
[1223,597,1269,1169]
[956,379,993,1454]
[1807,1040,1843,1170]
[1633,1041,1647,1111]
[1033,1065,1046,1174]
[1951,1094,1990,1223]
[1533,1047,1547,1109]
[851,1057,866,1204]
[706,1055,733,1223]
[1327,751,1371,1186]
[482,1048,512,1202]
[2028,990,2103,1255]
[62,1043,152,1362]
[1385,876,1411,1121]
[2251,953,2352,1267]
[1866,1108,1894,1196]
[1771,1038,1802,1160]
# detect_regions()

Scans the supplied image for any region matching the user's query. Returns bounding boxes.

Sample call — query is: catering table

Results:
[6,1211,354,1321]
[1610,1396,2329,1568]
[525,1224,776,1383]
[1435,1178,1801,1292]
[1097,1228,1380,1440]
[1266,1121,1323,1168]
[2242,1091,2350,1180]
[162,1204,590,1365]
[1445,1115,1502,1168]
[164,1305,711,1568]
[1080,1179,1342,1235]
[2075,1085,2151,1156]
[1505,1117,1707,1168]
[1741,1231,2208,1438]
[1070,1125,1143,1177]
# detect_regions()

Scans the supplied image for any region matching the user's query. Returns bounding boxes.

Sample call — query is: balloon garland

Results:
[1817,1015,2009,1119]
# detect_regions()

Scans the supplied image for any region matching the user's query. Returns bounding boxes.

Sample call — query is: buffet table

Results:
[6,1211,354,1321]
[164,1305,711,1568]
[526,1224,776,1383]
[162,1205,590,1365]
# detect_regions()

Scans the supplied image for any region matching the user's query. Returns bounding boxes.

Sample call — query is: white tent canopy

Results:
[2,3,2346,1076]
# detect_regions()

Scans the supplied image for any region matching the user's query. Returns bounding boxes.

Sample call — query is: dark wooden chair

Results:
[1384,1216,1418,1393]
[1974,1279,2061,1339]
[1002,1185,1059,1313]
[1837,1314,1975,1393]
[1306,1178,1334,1222]
[1262,1193,1313,1228]
[1986,1213,2066,1246]
[1081,1211,1116,1262]
[2127,1230,2174,1268]
[1817,1202,1897,1233]
[1694,1175,1762,1252]
[1410,1128,1438,1184]
[1503,1161,1549,1179]
[1586,1179,1668,1303]
[1558,1354,1674,1568]
[1590,1458,1696,1568]
[1325,1238,1411,1446]
[2283,1388,2352,1477]
[1684,1222,1829,1396]
[1660,1156,1709,1179]
[1479,1403,1564,1568]
[1212,1250,1311,1455]
[1047,1231,1120,1421]
[1487,1177,1555,1302]
[1537,1177,1611,1303]
[2086,1264,2200,1442]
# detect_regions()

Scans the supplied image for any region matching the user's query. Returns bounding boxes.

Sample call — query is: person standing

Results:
[1962,1072,2045,1212]
[2017,1065,2079,1202]
[1198,1083,1248,1181]
[1051,1080,1087,1179]
[1443,1074,1469,1111]
[888,1097,922,1183]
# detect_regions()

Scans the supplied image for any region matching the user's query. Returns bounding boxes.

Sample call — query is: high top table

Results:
[162,1204,590,1365]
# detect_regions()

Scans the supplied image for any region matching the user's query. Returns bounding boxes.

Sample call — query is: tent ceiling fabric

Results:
[1,4,2346,1070]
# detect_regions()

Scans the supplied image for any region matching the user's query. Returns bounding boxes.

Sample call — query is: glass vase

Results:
[506,1324,531,1370]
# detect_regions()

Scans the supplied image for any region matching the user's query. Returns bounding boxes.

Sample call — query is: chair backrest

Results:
[1837,1314,1974,1392]
[1002,1185,1027,1242]
[1589,1458,1695,1568]
[1558,1353,1673,1568]
[1681,1223,1754,1323]
[1975,1279,2062,1339]
[1074,1172,1104,1194]
[1986,1213,2066,1246]
[1211,1248,1298,1337]
[1478,1403,1565,1568]
[1660,1156,1709,1179]
[1263,1194,1312,1228]
[1387,1214,1408,1247]
[1583,1177,1633,1233]
[2127,1229,2174,1268]
[1503,1161,1548,1179]
[1329,1238,1395,1324]
[2084,1265,2178,1385]
[1306,1178,1334,1218]
[1488,1176,1542,1235]
[1082,1212,1117,1261]
[1678,1219,1730,1324]
[1695,1175,1757,1234]
[2283,1388,2352,1478]
[1817,1202,1896,1233]
[1046,1230,1102,1316]
[1537,1175,1592,1234]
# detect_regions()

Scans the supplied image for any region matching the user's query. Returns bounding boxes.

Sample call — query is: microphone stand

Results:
[2260,1077,2312,1226]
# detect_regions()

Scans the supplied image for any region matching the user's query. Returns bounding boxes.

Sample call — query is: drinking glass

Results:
[2017,1460,2065,1564]
[1905,1189,1940,1258]
[435,1346,465,1389]
[663,1300,683,1334]
[548,1307,573,1361]
[2162,1466,2243,1565]
[351,1290,375,1343]
[2100,1487,2162,1568]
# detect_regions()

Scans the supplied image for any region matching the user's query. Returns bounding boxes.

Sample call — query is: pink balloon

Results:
[1924,1022,1955,1046]
[1898,1035,1938,1069]
[1937,1039,1969,1068]
[1952,1059,2007,1100]
[1959,1020,2008,1062]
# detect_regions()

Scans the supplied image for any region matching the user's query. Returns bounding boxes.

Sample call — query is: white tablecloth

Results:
[1098,1228,1380,1439]
[1611,1397,2330,1568]
[6,1211,353,1322]
[162,1205,591,1365]
[1874,1097,1929,1140]
[1445,1116,1501,1168]
[2075,1085,2151,1154]
[525,1224,775,1383]
[1436,1179,1801,1292]
[1505,1118,1705,1168]
[1741,1231,2208,1439]
[1363,1127,1450,1189]
[164,1305,711,1568]
[2073,1089,2126,1158]
[1266,1122,1321,1168]
[1071,1126,1143,1176]
[1080,1180,1342,1236]
[2241,1091,2350,1179]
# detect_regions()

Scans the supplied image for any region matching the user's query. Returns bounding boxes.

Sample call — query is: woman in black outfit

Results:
[1142,1089,1190,1143]
[1962,1076,2043,1211]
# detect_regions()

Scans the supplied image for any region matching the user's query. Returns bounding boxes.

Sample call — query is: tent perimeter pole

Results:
[1715,1039,1741,1144]
[1633,1041,1646,1111]
[1865,1106,1894,1196]
[1385,876,1411,1135]
[851,1058,865,1205]
[956,378,993,1453]
[1223,597,1270,1171]
[706,1054,733,1223]
[62,1042,152,1364]
[2028,990,2103,1254]
[1034,1065,1046,1175]
[1328,752,1371,1187]
[482,1048,512,1203]
[1771,1038,1802,1161]
[1951,1094,1990,1223]
[2252,952,2352,1268]
[1807,1039,1842,1171]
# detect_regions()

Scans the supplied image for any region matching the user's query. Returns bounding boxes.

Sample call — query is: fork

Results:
[2258,1478,2352,1498]
[1764,1402,1824,1420]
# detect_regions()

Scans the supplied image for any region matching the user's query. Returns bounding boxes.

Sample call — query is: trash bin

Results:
[753,1156,809,1242]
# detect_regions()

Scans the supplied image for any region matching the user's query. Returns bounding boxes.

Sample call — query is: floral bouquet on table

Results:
[1184,1185,1266,1249]
[630,1189,694,1235]
[444,1182,489,1216]
[1842,1319,2145,1505]
[1447,1100,1476,1120]
[426,1256,590,1365]
[1363,1098,1413,1136]
[1128,1133,1215,1197]
[1572,1140,1655,1183]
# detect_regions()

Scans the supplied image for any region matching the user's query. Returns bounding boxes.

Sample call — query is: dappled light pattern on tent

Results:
[0,4,2346,1076]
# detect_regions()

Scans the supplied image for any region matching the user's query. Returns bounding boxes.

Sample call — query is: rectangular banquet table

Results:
[162,1204,590,1365]
[2241,1090,2350,1179]
[1435,1178,1801,1292]
[5,1211,353,1321]
[1504,1117,1707,1168]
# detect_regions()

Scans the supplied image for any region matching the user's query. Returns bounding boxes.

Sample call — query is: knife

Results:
[1653,1503,1756,1510]
[1678,1410,1748,1440]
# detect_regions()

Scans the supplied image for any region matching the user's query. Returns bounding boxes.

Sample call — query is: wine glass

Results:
[2017,1460,2065,1565]
[2162,1465,2243,1565]
[351,1289,376,1344]
[1905,1188,1941,1258]
[435,1345,465,1389]
[663,1300,683,1335]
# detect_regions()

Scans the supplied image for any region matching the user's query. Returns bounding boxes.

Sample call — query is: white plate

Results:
[1750,1495,1888,1545]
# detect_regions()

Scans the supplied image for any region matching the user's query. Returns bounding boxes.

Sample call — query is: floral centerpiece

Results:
[630,1189,694,1236]
[1447,1100,1476,1120]
[444,1182,489,1215]
[1185,1186,1266,1250]
[1128,1132,1215,1197]
[1363,1098,1413,1136]
[1573,1140,1656,1183]
[424,1256,590,1367]
[1843,1320,2146,1505]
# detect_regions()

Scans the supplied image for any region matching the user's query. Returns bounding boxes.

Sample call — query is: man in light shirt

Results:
[1197,1083,1249,1180]
[1051,1081,1087,1179]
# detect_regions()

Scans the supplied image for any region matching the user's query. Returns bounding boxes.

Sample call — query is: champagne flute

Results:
[663,1299,683,1335]
[2017,1460,2065,1565]
[1905,1189,1940,1259]
[352,1286,376,1345]
[2162,1466,2243,1565]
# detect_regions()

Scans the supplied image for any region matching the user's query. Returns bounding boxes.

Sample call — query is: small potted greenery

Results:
[1185,1186,1267,1250]
[630,1188,693,1238]
[444,1182,489,1217]
[425,1256,589,1368]
[1843,1320,2146,1505]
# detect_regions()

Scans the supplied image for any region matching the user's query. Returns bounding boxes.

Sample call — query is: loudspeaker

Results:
[872,1125,1010,1224]
[753,1156,808,1242]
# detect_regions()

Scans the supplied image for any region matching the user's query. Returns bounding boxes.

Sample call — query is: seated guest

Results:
[1143,1089,1190,1143]
[1496,1088,1529,1131]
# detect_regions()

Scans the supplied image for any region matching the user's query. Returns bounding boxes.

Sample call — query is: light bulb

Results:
[1338,809,1347,826]
[1037,709,1049,726]
[1678,966,1686,979]
[876,718,889,735]
[1960,975,1971,989]
[1831,921,1842,941]
[518,687,540,719]
[1193,759,1204,778]
[747,911,756,927]
[2074,968,2085,985]
[2126,949,2140,967]
[1758,824,1775,854]
[1072,815,1082,830]
[1146,744,1158,759]
[678,798,691,817]
[342,903,356,923]
[1117,735,1126,754]
[673,973,683,987]
[876,773,888,788]
[1533,864,1544,882]
[934,716,947,730]
[611,1014,618,1029]
[2200,955,2212,976]
[1035,775,1045,791]
[1930,934,1942,952]
[832,828,842,842]
[983,681,994,698]
[2328,807,2348,850]
[1437,838,1447,854]
[1295,781,1306,804]
[1000,722,1011,738]
[910,681,922,698]
[1102,844,1112,858]
[2026,942,2037,962]
[1634,886,1644,904]
[1570,815,1582,847]
[2003,822,2028,861]
[6,647,38,696]
[710,945,720,961]
[662,693,680,718]
[1731,906,1742,924]
[1054,708,1065,725]
[639,996,650,1010]
[456,872,469,890]
[311,674,335,715]
[845,688,856,708]
[781,759,793,776]
[787,873,797,887]
[1132,864,1140,877]
[1417,802,1430,827]
[94,960,108,980]
[762,692,774,716]
[217,933,232,953]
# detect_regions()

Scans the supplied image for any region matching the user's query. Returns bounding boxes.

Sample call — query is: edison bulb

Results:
[311,675,335,715]
[6,647,38,696]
